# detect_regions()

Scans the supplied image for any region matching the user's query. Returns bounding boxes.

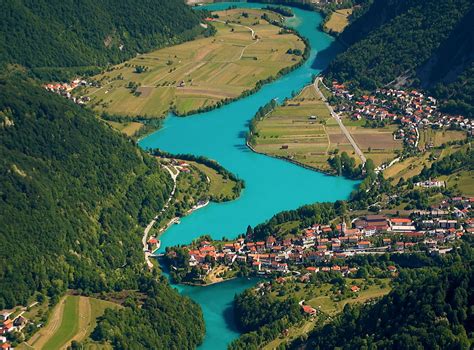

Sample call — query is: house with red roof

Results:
[301,304,317,316]
[350,285,360,293]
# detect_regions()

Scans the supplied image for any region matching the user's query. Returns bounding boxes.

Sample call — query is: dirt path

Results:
[213,20,260,62]
[314,77,366,164]
[29,297,66,349]
[63,296,92,349]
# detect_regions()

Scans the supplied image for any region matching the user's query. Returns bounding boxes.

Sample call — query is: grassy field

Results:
[324,8,353,33]
[418,129,466,149]
[190,161,238,200]
[439,170,474,196]
[383,142,467,183]
[81,8,304,118]
[253,85,400,171]
[305,278,391,315]
[106,121,144,137]
[26,295,121,350]
[348,124,402,166]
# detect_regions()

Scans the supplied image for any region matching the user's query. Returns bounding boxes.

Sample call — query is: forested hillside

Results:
[0,76,174,308]
[325,0,474,116]
[0,0,206,78]
[291,242,474,349]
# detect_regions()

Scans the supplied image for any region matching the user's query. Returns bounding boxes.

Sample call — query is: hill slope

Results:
[325,0,474,116]
[291,243,474,349]
[0,0,205,74]
[0,76,173,308]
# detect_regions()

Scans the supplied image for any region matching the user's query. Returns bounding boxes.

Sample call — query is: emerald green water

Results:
[139,3,356,349]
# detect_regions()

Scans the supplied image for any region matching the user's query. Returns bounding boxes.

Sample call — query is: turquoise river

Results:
[139,3,357,349]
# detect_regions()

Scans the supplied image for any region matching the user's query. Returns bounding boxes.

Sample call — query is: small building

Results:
[301,304,317,316]
[350,285,360,293]
[281,145,289,150]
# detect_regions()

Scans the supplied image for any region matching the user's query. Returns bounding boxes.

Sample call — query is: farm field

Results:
[81,8,305,119]
[25,295,120,350]
[253,85,400,171]
[348,124,402,167]
[324,8,353,33]
[253,85,351,172]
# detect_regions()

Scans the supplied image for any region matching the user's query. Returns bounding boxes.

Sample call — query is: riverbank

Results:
[246,140,337,177]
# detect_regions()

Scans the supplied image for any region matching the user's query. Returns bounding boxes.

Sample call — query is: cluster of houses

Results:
[0,310,30,349]
[167,198,473,279]
[329,81,471,148]
[43,79,91,105]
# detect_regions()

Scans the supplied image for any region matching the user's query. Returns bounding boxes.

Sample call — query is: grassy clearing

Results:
[106,120,144,137]
[384,144,466,183]
[263,320,315,350]
[325,8,353,33]
[82,8,304,118]
[305,278,391,315]
[418,129,466,149]
[439,170,474,196]
[266,277,391,348]
[190,161,238,200]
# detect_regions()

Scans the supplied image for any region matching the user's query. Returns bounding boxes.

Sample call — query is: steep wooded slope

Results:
[0,76,173,308]
[0,0,205,72]
[325,0,474,116]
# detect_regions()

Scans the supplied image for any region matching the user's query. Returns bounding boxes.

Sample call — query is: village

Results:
[163,195,473,287]
[0,303,37,350]
[328,81,473,149]
[43,79,91,106]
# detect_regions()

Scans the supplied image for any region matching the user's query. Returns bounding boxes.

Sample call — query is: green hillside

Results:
[0,0,207,78]
[291,242,474,349]
[325,0,474,116]
[0,76,174,308]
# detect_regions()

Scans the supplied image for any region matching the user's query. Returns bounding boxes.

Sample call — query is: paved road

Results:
[314,77,366,164]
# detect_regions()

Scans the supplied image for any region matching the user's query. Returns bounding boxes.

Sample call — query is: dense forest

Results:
[325,0,474,117]
[230,289,304,350]
[0,75,205,346]
[291,242,474,349]
[234,289,302,333]
[0,76,153,303]
[91,276,204,349]
[0,0,208,79]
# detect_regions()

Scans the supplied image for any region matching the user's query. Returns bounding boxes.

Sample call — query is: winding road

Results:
[314,77,366,164]
[142,164,179,269]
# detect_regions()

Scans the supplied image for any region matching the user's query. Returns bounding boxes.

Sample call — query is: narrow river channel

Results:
[139,3,358,349]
